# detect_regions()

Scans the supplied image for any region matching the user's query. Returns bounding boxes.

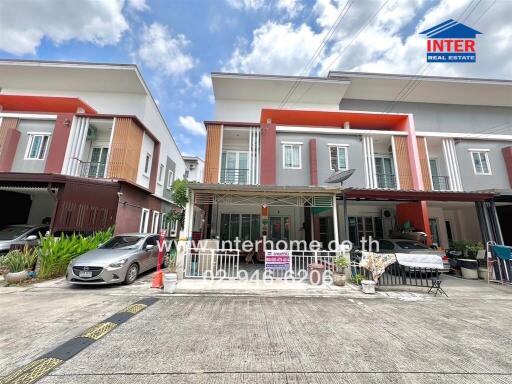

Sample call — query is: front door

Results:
[269,216,290,246]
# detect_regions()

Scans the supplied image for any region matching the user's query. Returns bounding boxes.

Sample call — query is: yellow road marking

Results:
[121,303,147,314]
[0,357,63,384]
[81,321,117,340]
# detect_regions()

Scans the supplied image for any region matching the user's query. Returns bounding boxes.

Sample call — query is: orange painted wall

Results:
[396,202,432,245]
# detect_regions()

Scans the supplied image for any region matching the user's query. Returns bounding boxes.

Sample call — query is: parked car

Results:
[67,233,166,285]
[0,224,49,256]
[378,239,450,272]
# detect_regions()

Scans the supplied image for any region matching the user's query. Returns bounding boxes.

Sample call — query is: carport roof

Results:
[188,183,340,195]
[341,188,495,202]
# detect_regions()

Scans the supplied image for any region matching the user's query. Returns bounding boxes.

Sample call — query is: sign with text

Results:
[265,250,292,271]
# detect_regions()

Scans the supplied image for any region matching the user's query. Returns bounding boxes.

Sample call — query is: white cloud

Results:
[179,115,206,136]
[137,23,196,77]
[199,73,213,90]
[225,0,512,82]
[127,0,149,11]
[276,0,304,17]
[226,0,265,11]
[223,22,324,75]
[0,0,132,55]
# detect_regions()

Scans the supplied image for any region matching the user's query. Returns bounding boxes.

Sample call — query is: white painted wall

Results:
[27,192,54,225]
[185,159,204,182]
[136,132,155,189]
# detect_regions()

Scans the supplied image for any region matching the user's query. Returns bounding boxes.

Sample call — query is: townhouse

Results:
[183,72,512,261]
[0,60,191,236]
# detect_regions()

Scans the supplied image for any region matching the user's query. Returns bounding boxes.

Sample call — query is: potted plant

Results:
[333,255,350,286]
[1,247,38,284]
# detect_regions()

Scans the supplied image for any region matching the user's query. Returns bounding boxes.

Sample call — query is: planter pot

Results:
[361,280,376,294]
[461,267,478,280]
[477,267,488,281]
[333,272,346,286]
[163,272,178,294]
[5,270,29,284]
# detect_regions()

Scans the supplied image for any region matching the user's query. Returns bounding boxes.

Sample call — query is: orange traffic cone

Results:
[151,270,163,289]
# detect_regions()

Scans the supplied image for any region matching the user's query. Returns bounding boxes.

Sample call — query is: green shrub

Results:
[334,255,350,273]
[38,228,113,279]
[0,247,38,273]
[352,273,364,285]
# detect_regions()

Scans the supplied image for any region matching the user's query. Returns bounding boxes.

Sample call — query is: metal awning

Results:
[340,188,495,202]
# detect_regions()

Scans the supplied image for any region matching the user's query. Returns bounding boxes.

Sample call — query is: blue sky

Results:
[1,0,510,158]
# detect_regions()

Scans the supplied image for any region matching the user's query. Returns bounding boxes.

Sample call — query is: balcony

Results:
[432,176,451,191]
[78,160,107,179]
[376,173,397,189]
[220,168,248,185]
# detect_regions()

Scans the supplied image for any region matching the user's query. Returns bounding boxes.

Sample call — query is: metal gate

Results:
[353,262,440,287]
[184,248,240,279]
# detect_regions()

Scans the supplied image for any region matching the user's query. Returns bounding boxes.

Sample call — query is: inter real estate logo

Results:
[419,19,482,63]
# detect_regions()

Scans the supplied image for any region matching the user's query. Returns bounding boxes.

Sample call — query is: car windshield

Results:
[0,226,30,240]
[100,236,143,250]
[396,241,429,250]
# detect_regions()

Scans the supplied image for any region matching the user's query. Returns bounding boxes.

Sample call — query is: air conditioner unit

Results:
[86,126,97,141]
[381,208,393,219]
[189,164,196,170]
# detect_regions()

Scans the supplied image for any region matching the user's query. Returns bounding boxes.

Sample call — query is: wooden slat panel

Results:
[107,117,143,182]
[394,136,413,190]
[417,137,432,191]
[0,118,18,155]
[204,124,222,183]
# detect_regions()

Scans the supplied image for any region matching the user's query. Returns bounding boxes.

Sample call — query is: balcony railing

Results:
[78,161,107,178]
[220,168,248,185]
[432,176,451,191]
[376,173,397,189]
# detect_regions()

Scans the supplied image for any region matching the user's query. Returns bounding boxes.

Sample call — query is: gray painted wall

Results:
[339,99,512,135]
[163,156,176,200]
[455,140,510,191]
[275,132,365,187]
[12,120,55,173]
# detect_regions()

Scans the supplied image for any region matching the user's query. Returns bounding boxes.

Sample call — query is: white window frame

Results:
[151,211,160,233]
[328,145,349,171]
[167,169,175,189]
[24,133,51,160]
[157,163,164,185]
[139,208,150,233]
[469,150,492,175]
[143,153,152,177]
[282,142,302,169]
[169,219,178,236]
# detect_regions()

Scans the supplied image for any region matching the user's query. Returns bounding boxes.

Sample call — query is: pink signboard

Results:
[265,250,291,271]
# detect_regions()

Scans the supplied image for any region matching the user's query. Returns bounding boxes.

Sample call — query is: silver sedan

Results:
[67,233,165,285]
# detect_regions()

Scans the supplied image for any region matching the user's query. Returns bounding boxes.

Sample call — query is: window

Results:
[167,169,174,189]
[139,208,150,233]
[471,151,491,175]
[329,146,348,170]
[143,153,151,176]
[25,134,50,160]
[282,143,301,169]
[169,219,178,235]
[220,151,248,184]
[348,216,384,247]
[158,164,164,184]
[151,211,160,233]
[184,170,190,179]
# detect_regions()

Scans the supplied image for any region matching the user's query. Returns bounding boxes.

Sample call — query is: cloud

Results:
[0,0,133,55]
[199,73,213,90]
[225,0,265,11]
[136,23,196,77]
[223,21,324,75]
[276,0,304,18]
[224,0,512,82]
[127,0,149,11]
[178,115,206,136]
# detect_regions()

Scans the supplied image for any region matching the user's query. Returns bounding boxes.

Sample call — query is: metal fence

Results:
[352,261,440,287]
[184,248,240,279]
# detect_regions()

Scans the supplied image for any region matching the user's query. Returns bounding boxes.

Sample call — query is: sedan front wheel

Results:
[124,263,139,285]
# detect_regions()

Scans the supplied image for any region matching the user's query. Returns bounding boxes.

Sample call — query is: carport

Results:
[0,173,119,234]
[339,188,500,246]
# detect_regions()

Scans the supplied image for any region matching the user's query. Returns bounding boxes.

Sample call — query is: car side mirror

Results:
[25,235,37,241]
[145,244,155,251]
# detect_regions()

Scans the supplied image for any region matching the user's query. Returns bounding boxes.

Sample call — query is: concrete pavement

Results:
[1,274,512,383]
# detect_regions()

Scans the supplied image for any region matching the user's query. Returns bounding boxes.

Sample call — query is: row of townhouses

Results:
[0,61,203,236]
[181,72,512,259]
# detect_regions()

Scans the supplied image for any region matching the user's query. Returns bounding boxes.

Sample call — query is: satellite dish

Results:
[325,168,355,185]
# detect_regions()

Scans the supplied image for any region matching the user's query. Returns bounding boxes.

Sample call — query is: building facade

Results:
[0,60,186,236]
[184,72,511,252]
